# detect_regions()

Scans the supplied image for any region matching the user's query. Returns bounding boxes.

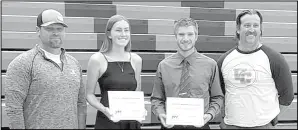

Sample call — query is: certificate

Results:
[166,97,204,126]
[108,91,145,121]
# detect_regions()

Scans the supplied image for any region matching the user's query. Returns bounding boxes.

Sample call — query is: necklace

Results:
[116,62,125,72]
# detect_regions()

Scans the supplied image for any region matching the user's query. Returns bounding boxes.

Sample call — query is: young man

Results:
[5,9,87,129]
[217,9,294,129]
[151,18,224,129]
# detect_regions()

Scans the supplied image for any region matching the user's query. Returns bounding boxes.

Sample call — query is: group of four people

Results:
[5,8,294,129]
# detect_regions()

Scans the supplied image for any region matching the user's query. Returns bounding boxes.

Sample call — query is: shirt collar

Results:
[35,44,66,59]
[175,48,199,65]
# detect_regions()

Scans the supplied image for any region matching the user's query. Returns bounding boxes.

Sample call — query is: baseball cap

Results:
[37,9,68,27]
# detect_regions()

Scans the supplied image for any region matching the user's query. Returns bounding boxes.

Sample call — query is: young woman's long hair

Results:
[100,15,132,53]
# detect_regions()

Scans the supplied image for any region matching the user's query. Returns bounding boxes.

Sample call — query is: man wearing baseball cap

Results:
[5,9,87,129]
[37,9,68,27]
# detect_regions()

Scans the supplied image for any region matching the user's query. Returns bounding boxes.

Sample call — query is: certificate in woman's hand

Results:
[108,91,145,121]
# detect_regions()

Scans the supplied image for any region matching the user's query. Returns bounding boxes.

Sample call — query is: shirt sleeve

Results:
[271,53,294,106]
[262,46,294,106]
[206,62,224,121]
[77,67,87,129]
[5,56,31,129]
[150,63,166,117]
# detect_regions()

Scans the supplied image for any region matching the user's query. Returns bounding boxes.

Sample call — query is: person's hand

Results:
[137,108,148,123]
[102,107,120,123]
[193,113,212,128]
[159,113,174,128]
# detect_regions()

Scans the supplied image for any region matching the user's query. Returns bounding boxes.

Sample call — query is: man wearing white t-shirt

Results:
[217,9,294,129]
[5,9,87,129]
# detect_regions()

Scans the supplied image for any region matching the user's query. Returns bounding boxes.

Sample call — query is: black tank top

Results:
[97,53,137,107]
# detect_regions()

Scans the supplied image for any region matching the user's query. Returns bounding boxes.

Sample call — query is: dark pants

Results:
[161,123,210,129]
[219,121,275,129]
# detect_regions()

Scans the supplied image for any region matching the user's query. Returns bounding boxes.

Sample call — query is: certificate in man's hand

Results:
[166,97,204,126]
[108,91,145,121]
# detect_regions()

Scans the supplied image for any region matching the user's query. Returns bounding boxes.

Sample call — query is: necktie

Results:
[178,59,191,98]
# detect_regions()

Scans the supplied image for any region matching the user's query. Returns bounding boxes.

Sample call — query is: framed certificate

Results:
[108,91,145,121]
[166,97,204,126]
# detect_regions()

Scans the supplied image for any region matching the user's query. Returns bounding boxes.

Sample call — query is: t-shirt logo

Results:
[234,68,252,84]
[227,63,256,87]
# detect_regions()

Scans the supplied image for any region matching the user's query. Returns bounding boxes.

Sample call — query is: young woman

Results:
[86,15,143,129]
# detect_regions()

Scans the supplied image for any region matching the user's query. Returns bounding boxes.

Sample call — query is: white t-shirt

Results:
[217,44,294,127]
[40,48,62,64]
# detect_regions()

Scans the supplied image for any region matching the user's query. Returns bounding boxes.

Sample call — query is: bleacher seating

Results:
[1,1,297,129]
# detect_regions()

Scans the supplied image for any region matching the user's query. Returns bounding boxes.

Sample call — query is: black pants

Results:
[219,121,274,129]
[161,123,210,129]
